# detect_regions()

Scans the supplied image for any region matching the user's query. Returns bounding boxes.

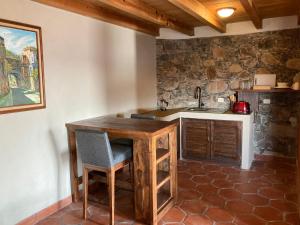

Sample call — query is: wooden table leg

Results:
[67,129,80,202]
[133,138,152,224]
[169,128,178,202]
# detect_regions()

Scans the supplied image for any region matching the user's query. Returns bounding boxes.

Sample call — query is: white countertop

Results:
[159,110,253,122]
[153,109,254,170]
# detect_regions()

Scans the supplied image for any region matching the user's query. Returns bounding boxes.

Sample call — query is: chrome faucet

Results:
[194,86,203,109]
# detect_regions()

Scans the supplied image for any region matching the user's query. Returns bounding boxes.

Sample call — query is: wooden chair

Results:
[75,130,133,225]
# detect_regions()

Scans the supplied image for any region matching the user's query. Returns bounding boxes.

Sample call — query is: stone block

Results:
[212,47,224,59]
[207,80,228,94]
[287,58,300,71]
[229,64,243,73]
[269,123,297,138]
[261,53,279,65]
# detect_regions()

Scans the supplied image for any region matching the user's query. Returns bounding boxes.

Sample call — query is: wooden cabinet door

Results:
[210,120,242,163]
[182,118,210,159]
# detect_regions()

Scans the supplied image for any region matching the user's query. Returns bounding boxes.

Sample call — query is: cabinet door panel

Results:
[211,120,242,162]
[182,119,210,159]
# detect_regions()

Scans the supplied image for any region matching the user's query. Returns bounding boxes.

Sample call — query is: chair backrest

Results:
[131,113,156,120]
[75,130,113,168]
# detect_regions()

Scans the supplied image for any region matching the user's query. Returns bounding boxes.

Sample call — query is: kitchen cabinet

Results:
[182,118,242,164]
[182,119,210,159]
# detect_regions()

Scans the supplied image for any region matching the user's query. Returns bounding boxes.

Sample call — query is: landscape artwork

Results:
[0,19,45,114]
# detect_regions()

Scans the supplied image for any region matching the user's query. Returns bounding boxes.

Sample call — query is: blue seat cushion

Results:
[111,143,133,165]
[111,138,133,146]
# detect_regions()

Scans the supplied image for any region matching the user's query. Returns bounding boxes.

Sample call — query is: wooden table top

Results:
[66,116,178,137]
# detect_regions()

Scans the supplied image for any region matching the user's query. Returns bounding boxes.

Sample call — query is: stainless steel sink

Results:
[186,107,227,113]
[187,107,209,111]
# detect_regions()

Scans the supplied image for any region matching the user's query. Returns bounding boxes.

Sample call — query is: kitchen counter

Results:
[144,108,185,118]
[142,108,254,170]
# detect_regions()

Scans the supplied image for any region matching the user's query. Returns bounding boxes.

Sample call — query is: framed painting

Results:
[0,19,45,114]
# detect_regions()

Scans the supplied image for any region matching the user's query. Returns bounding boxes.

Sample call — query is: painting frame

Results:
[0,18,45,114]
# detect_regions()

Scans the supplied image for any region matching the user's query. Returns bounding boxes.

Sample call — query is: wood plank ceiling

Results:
[33,0,300,36]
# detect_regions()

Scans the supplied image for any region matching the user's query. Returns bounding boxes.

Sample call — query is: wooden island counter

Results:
[66,116,178,225]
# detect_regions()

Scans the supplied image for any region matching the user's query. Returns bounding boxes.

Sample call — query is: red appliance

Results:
[232,101,250,114]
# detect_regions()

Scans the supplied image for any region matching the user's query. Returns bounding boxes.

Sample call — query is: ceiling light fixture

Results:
[217,8,235,18]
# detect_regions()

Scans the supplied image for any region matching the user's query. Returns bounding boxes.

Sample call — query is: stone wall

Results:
[157,28,300,156]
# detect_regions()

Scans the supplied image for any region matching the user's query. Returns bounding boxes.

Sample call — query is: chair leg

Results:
[83,166,89,219]
[107,169,115,225]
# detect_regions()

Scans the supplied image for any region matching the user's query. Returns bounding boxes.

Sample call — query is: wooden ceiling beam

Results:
[240,0,262,29]
[32,0,159,36]
[168,0,226,33]
[298,6,300,25]
[96,0,194,36]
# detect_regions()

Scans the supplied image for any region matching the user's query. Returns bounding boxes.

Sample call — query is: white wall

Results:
[159,16,300,39]
[0,0,156,224]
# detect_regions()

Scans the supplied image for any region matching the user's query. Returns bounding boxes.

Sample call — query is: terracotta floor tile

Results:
[234,214,266,225]
[253,167,275,175]
[62,209,83,224]
[197,184,218,194]
[270,200,298,212]
[267,222,291,225]
[191,175,211,184]
[285,193,298,203]
[159,222,182,225]
[187,163,205,175]
[178,172,193,181]
[221,167,240,174]
[259,187,285,199]
[248,178,272,187]
[37,218,62,225]
[215,223,236,225]
[115,190,134,205]
[85,215,109,225]
[48,206,72,218]
[178,189,201,201]
[69,202,84,210]
[88,205,109,217]
[261,174,285,184]
[285,213,300,225]
[212,179,233,189]
[161,207,185,223]
[203,164,221,172]
[178,178,197,190]
[225,200,253,214]
[36,158,299,225]
[235,183,260,194]
[207,171,228,179]
[273,184,296,193]
[178,161,188,172]
[115,207,135,222]
[240,171,263,179]
[228,174,250,184]
[242,194,269,206]
[180,200,208,214]
[219,189,242,200]
[184,214,213,225]
[254,206,282,221]
[187,161,203,167]
[202,194,226,208]
[206,208,234,222]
